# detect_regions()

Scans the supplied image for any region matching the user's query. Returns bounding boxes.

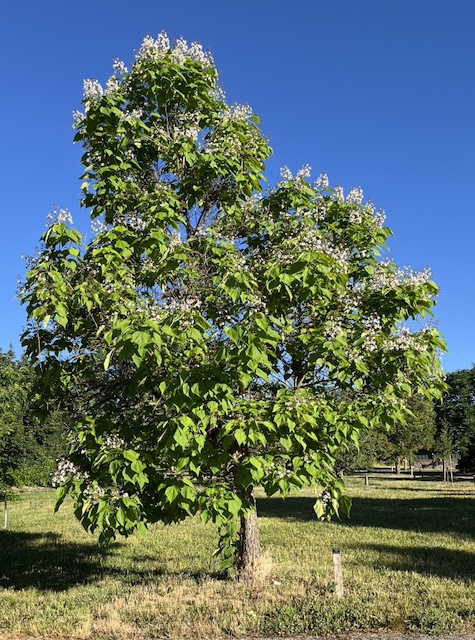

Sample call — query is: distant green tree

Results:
[386,394,436,473]
[0,349,66,489]
[336,395,436,474]
[434,367,475,471]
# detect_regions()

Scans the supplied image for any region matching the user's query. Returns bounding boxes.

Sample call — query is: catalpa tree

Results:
[21,33,445,581]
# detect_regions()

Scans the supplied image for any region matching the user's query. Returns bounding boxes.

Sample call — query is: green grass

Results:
[1,474,475,639]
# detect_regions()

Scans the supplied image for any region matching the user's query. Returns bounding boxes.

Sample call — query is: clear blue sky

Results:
[1,0,474,373]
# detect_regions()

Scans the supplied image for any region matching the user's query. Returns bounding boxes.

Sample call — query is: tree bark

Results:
[237,486,261,582]
[396,457,401,475]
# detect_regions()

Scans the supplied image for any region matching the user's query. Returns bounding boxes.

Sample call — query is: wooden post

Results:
[3,494,6,530]
[364,475,369,487]
[332,548,344,598]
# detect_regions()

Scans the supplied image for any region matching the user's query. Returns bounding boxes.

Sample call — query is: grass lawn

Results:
[1,473,475,639]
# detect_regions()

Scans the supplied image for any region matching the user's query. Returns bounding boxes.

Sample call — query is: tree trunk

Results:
[237,486,261,582]
[396,457,401,475]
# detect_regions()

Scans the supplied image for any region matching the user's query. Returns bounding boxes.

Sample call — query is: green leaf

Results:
[103,351,113,371]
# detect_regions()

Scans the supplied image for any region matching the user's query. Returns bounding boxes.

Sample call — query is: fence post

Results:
[364,475,369,487]
[332,548,344,598]
[3,494,6,530]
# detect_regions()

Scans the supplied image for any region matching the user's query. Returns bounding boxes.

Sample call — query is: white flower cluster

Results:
[51,458,83,487]
[280,164,311,182]
[333,185,344,201]
[320,490,331,507]
[105,435,125,448]
[83,484,106,500]
[361,314,382,352]
[135,32,214,68]
[169,230,184,248]
[72,110,85,124]
[346,187,364,204]
[120,108,143,123]
[113,213,146,231]
[163,294,202,313]
[105,76,121,95]
[47,205,73,226]
[373,208,386,227]
[384,325,431,353]
[112,58,128,75]
[171,111,200,140]
[296,163,312,181]
[367,262,432,291]
[83,78,104,101]
[91,218,108,234]
[280,166,293,180]
[324,319,344,342]
[227,103,253,121]
[314,173,329,189]
[348,209,363,225]
[277,468,294,479]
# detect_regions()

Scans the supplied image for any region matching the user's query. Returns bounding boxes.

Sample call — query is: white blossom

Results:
[280,166,293,180]
[348,209,363,225]
[315,173,329,189]
[47,205,73,226]
[72,110,85,124]
[346,186,364,204]
[91,218,108,234]
[83,78,104,101]
[296,163,311,181]
[120,108,144,123]
[112,58,128,75]
[105,435,125,448]
[51,458,82,487]
[333,185,344,201]
[105,76,121,95]
[227,103,253,121]
[373,208,386,227]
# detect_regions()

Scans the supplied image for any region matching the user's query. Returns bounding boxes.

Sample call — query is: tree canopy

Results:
[20,33,446,579]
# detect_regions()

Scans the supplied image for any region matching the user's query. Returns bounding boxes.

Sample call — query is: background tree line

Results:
[337,366,475,474]
[0,348,66,491]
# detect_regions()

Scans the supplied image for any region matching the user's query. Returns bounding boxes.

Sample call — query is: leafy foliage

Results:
[0,349,66,490]
[434,367,475,470]
[20,34,446,572]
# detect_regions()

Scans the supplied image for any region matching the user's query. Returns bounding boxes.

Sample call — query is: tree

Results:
[434,367,475,471]
[335,395,436,474]
[0,349,67,490]
[0,348,28,490]
[20,33,446,580]
[386,394,436,473]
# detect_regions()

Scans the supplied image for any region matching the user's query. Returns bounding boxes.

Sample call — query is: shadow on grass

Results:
[257,494,475,539]
[0,530,220,591]
[350,542,475,581]
[0,530,112,591]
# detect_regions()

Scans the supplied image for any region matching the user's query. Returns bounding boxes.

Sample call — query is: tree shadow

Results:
[0,530,220,592]
[257,494,475,539]
[349,542,475,581]
[0,530,109,591]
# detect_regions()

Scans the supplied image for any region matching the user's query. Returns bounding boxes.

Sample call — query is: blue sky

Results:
[1,0,474,372]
